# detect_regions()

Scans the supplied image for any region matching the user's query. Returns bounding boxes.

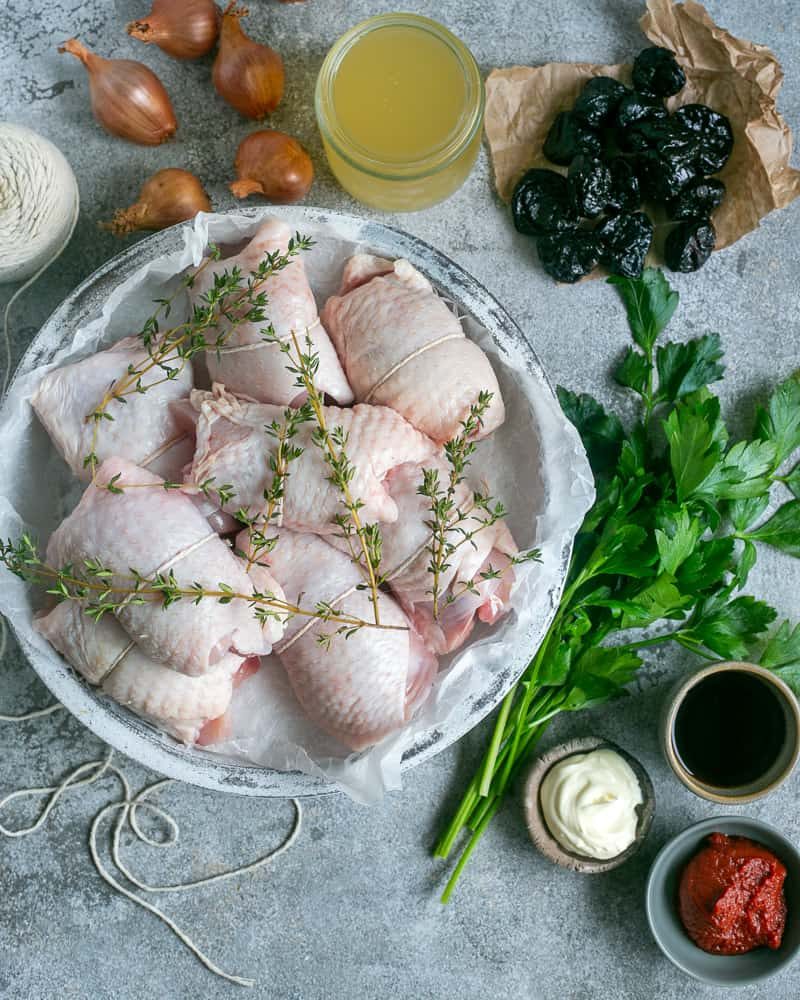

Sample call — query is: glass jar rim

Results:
[314,13,485,183]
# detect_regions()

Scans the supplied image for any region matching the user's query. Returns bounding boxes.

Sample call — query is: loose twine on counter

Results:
[0,615,303,988]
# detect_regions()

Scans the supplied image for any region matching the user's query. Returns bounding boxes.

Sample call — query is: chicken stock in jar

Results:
[315,13,485,212]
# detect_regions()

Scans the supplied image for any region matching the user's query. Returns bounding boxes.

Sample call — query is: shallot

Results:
[127,0,220,60]
[101,168,212,236]
[212,3,284,120]
[58,38,177,146]
[230,130,313,202]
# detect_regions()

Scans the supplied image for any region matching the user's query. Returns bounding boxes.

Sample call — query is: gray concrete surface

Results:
[1,1,799,997]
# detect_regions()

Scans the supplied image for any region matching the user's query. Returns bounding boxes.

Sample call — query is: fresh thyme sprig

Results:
[418,392,535,619]
[444,551,540,607]
[0,534,406,636]
[83,234,314,478]
[236,402,313,571]
[278,328,384,626]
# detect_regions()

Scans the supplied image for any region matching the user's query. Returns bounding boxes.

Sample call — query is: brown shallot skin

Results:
[58,38,177,146]
[230,130,314,203]
[127,0,220,60]
[101,169,212,236]
[213,3,284,120]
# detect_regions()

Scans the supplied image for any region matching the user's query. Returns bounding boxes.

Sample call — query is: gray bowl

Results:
[524,735,655,873]
[646,816,800,986]
[1,206,591,797]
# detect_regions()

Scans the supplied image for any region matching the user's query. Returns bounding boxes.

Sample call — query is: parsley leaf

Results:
[618,574,692,628]
[729,494,770,533]
[655,333,725,403]
[760,621,800,695]
[555,647,644,714]
[665,395,775,503]
[556,387,625,478]
[572,645,642,687]
[732,539,757,590]
[608,268,679,354]
[655,507,702,575]
[663,393,725,502]
[615,347,651,396]
[755,372,800,465]
[698,439,776,502]
[677,593,777,660]
[783,463,800,499]
[760,620,800,669]
[773,665,800,697]
[744,500,800,558]
[675,537,734,593]
[591,522,652,578]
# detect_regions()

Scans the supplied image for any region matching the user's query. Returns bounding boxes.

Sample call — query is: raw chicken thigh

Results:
[239,530,437,751]
[376,460,518,654]
[35,601,242,744]
[192,218,353,406]
[182,385,435,531]
[31,335,194,482]
[46,457,282,677]
[321,255,505,444]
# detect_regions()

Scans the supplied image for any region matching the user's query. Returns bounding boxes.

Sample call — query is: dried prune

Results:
[596,211,654,278]
[674,104,734,173]
[623,117,696,160]
[512,169,578,236]
[667,177,726,220]
[606,158,641,214]
[573,76,629,128]
[636,149,696,203]
[536,231,601,283]
[567,155,612,218]
[632,47,686,98]
[543,111,603,166]
[615,94,670,151]
[664,217,716,272]
[616,92,669,130]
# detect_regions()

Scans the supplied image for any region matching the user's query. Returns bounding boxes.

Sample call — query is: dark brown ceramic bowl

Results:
[524,735,655,873]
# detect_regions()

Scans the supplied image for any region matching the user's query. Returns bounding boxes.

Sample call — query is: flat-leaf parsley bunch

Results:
[435,268,800,900]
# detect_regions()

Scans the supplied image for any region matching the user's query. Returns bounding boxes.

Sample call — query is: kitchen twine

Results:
[209,316,321,356]
[0,620,303,987]
[0,123,81,399]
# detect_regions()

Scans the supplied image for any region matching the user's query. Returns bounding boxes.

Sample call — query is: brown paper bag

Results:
[484,0,800,252]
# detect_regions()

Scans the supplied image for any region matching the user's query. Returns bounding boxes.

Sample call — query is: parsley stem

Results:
[477,687,514,797]
[440,801,499,904]
[439,722,549,903]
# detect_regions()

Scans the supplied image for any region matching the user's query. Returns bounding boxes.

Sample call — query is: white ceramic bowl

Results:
[0,207,592,796]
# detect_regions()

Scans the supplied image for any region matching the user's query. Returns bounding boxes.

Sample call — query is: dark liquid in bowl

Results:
[673,672,786,788]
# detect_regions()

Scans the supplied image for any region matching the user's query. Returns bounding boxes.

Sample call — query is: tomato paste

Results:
[678,832,787,955]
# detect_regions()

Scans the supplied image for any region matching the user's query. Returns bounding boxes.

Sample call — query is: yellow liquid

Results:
[333,28,468,163]
[317,17,483,212]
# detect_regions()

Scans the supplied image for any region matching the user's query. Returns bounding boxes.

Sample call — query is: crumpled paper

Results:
[485,0,800,253]
[0,210,595,803]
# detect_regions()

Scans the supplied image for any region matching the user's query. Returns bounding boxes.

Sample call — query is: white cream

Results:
[539,748,643,860]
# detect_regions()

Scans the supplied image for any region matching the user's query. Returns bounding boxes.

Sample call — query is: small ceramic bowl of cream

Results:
[524,735,655,873]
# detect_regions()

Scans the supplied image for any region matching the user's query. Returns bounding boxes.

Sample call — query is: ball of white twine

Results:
[0,122,80,397]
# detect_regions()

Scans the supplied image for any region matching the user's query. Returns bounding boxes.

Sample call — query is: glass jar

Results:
[315,13,485,212]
